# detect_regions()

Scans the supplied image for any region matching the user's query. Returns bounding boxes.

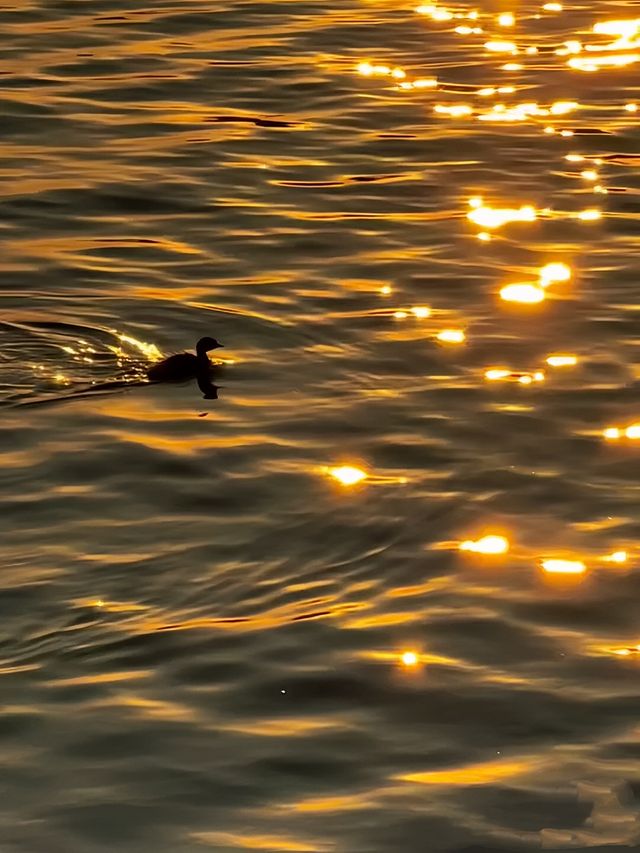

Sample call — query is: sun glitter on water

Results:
[460,535,509,555]
[328,466,368,486]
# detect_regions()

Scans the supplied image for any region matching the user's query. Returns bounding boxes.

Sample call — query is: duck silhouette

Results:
[147,336,223,398]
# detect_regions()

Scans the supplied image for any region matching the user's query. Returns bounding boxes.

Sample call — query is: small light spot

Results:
[401,651,419,667]
[460,535,509,554]
[603,427,620,440]
[328,466,368,486]
[437,329,465,343]
[625,424,640,439]
[497,12,515,26]
[603,551,627,564]
[485,368,511,380]
[539,262,571,286]
[518,374,533,385]
[625,103,638,112]
[477,231,491,241]
[380,285,392,295]
[541,559,586,574]
[411,306,431,319]
[394,310,408,319]
[577,208,601,221]
[546,355,577,367]
[500,283,546,304]
[580,169,598,181]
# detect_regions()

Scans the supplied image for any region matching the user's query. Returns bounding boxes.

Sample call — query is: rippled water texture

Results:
[2,1,640,850]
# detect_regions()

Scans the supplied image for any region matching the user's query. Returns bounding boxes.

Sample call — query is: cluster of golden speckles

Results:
[356,61,438,92]
[498,262,572,305]
[458,536,631,578]
[603,424,640,441]
[415,4,481,23]
[484,352,578,384]
[566,19,640,72]
[484,368,545,384]
[392,305,431,319]
[356,62,407,80]
[467,197,538,229]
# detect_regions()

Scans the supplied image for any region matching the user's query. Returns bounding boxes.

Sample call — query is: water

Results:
[2,1,640,850]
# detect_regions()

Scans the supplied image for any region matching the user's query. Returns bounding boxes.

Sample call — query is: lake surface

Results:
[2,1,640,851]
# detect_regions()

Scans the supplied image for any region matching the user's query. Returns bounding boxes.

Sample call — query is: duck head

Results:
[196,336,224,355]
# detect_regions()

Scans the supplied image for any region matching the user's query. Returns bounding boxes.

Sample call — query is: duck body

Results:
[147,351,199,382]
[146,336,223,390]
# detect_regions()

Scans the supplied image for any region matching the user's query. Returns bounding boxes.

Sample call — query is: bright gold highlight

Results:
[546,355,577,367]
[541,559,586,574]
[328,466,368,486]
[539,262,571,287]
[500,284,545,304]
[460,535,509,554]
[603,551,627,564]
[467,201,537,230]
[436,330,465,343]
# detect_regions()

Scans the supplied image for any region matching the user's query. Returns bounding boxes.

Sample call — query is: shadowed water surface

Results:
[2,1,640,851]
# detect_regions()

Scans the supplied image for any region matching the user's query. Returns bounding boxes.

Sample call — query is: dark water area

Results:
[1,1,640,851]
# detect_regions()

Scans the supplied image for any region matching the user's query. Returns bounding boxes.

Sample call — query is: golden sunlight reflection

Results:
[497,12,515,27]
[467,200,537,229]
[380,285,392,295]
[434,104,473,118]
[566,17,640,72]
[436,329,465,343]
[576,208,601,221]
[500,284,546,304]
[411,306,431,318]
[397,755,536,785]
[603,427,621,440]
[541,559,586,574]
[328,466,368,486]
[539,262,571,287]
[485,368,511,380]
[401,651,419,667]
[603,424,640,441]
[116,333,162,362]
[485,368,544,383]
[603,551,628,564]
[484,40,519,54]
[546,355,578,367]
[460,535,509,554]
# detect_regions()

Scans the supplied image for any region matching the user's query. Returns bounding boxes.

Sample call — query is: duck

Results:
[147,336,224,398]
